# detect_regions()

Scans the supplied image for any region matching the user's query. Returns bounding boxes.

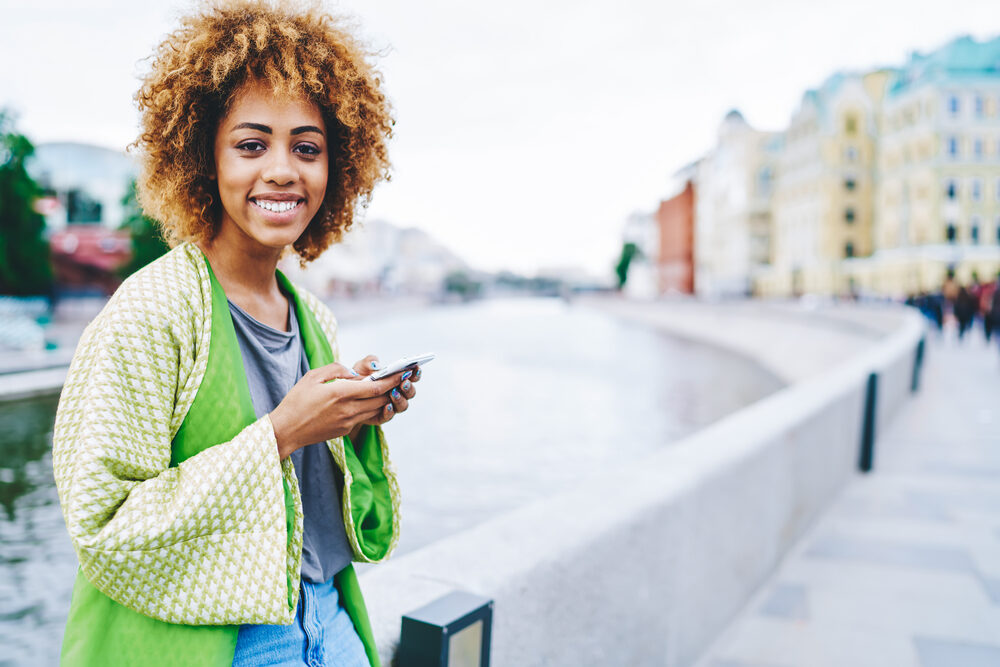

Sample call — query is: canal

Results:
[0,297,783,665]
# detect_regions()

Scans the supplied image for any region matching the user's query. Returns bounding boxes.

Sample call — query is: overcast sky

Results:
[1,0,998,275]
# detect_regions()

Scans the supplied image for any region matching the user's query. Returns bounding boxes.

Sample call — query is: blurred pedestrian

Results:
[989,272,1000,350]
[955,286,977,341]
[981,272,998,342]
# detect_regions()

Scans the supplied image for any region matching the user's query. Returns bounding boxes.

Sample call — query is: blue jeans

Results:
[233,577,369,667]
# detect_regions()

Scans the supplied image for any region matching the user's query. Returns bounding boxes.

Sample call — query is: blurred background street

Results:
[1,1,999,665]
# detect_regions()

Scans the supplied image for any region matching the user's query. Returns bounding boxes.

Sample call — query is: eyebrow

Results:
[231,122,324,136]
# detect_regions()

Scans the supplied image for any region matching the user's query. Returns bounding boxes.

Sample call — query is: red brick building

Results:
[655,180,696,294]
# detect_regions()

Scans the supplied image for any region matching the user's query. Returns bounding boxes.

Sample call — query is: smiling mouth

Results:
[251,198,304,213]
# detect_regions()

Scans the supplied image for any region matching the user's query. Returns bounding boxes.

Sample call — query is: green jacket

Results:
[53,243,400,666]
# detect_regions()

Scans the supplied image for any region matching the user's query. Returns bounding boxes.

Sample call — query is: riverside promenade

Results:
[697,334,1000,667]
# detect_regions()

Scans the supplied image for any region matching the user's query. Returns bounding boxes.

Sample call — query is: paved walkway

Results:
[697,332,1000,667]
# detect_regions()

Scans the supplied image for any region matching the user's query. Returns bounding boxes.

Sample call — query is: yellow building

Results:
[755,71,889,297]
[856,35,1000,296]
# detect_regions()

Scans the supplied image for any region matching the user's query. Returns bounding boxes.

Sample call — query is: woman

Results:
[52,2,415,665]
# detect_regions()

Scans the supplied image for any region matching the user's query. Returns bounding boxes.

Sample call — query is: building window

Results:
[948,95,960,116]
[757,167,773,197]
[972,179,983,201]
[996,219,1000,243]
[66,189,103,224]
[996,178,1000,202]
[845,242,855,258]
[845,114,858,135]
[975,95,985,117]
[845,146,859,163]
[946,179,958,200]
[946,223,957,243]
[971,217,981,244]
[844,178,857,191]
[947,136,959,158]
[845,207,856,223]
[974,138,984,159]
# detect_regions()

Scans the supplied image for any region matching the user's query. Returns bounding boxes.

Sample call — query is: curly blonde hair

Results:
[133,0,393,262]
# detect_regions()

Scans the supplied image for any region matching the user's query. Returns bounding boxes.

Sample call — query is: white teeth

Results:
[254,199,298,213]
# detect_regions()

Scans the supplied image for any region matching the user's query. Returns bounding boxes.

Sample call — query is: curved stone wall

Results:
[360,300,926,666]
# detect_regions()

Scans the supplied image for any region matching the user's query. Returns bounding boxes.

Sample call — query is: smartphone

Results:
[368,353,436,380]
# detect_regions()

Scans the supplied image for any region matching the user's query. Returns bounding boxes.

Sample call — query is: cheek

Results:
[309,165,330,201]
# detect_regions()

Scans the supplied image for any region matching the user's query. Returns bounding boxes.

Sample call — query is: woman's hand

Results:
[269,361,410,460]
[348,355,422,439]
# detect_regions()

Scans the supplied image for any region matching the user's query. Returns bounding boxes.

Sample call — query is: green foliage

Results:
[443,270,482,301]
[118,179,169,277]
[614,242,640,290]
[0,110,53,296]
[495,271,563,295]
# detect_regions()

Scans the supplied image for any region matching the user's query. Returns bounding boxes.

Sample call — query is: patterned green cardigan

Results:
[53,242,400,666]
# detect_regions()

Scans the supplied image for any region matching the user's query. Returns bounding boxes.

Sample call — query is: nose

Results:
[261,149,297,186]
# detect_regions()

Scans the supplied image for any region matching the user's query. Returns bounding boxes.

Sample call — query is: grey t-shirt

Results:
[228,297,353,584]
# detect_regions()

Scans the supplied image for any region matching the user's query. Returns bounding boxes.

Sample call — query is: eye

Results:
[293,142,322,157]
[236,140,266,153]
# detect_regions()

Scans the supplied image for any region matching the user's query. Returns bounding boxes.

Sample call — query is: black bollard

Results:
[399,591,493,667]
[859,372,878,473]
[910,337,926,393]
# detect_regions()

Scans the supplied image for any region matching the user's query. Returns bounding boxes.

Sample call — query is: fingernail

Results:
[351,370,359,376]
[401,370,412,381]
[386,403,393,412]
[401,381,411,392]
[371,361,378,369]
[414,369,421,380]
[391,388,401,400]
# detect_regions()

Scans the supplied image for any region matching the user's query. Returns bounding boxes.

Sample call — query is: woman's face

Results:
[212,82,328,254]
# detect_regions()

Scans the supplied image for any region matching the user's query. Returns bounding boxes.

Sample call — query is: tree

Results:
[118,179,169,277]
[443,270,482,301]
[0,110,52,296]
[614,242,640,290]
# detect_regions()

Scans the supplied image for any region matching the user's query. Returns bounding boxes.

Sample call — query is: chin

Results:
[253,227,308,250]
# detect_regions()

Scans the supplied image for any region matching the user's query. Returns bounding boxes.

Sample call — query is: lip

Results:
[251,192,303,202]
[250,197,305,221]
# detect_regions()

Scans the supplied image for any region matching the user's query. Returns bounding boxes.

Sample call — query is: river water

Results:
[0,297,783,665]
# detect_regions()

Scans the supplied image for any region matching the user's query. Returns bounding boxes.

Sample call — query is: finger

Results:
[353,355,380,377]
[389,386,409,414]
[370,402,394,425]
[399,377,416,400]
[310,362,361,383]
[355,372,407,398]
[353,394,389,412]
[410,366,422,383]
[356,405,388,426]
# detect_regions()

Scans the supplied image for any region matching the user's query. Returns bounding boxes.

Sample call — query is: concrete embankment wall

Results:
[361,299,925,666]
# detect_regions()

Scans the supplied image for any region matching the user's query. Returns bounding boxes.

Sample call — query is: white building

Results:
[694,111,778,297]
[281,219,467,297]
[28,142,137,230]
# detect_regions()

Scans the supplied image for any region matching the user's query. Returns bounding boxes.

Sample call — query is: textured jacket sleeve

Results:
[52,270,296,625]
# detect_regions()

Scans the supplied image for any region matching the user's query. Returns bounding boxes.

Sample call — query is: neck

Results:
[198,229,284,299]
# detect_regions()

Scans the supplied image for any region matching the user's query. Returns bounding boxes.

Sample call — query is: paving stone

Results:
[710,660,791,667]
[805,535,976,573]
[758,584,809,621]
[913,637,1000,667]
[697,337,1000,667]
[975,575,1000,605]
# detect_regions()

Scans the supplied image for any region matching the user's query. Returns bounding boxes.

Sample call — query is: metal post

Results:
[910,337,926,393]
[859,372,878,473]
